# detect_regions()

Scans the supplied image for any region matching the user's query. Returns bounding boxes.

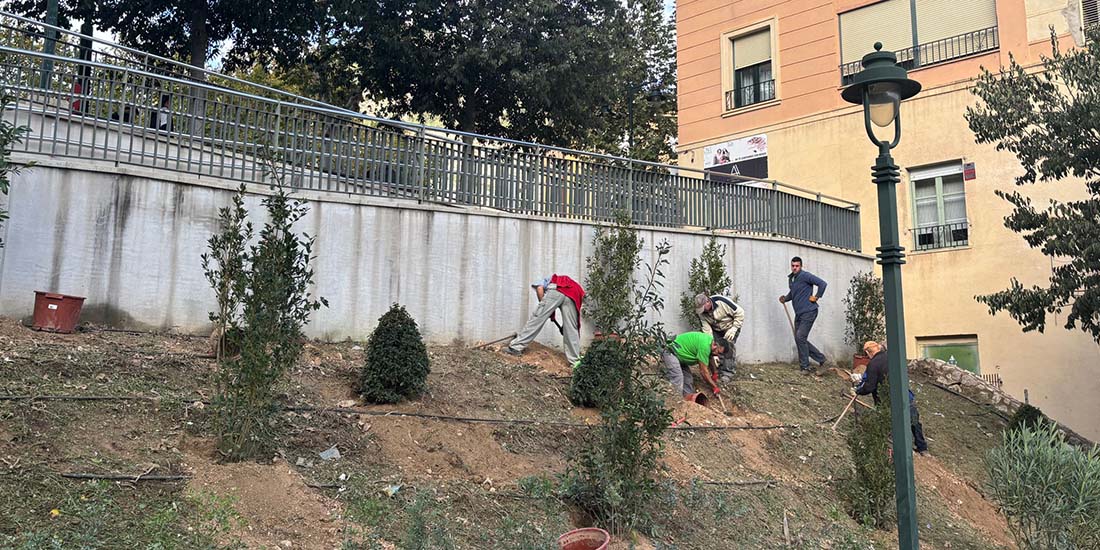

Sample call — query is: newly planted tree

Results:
[360,304,431,404]
[840,379,895,528]
[0,92,33,248]
[679,236,732,324]
[203,165,326,461]
[843,271,886,355]
[563,240,673,535]
[568,337,630,409]
[583,214,643,335]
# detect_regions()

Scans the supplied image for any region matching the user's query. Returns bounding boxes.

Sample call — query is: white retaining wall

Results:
[0,159,872,363]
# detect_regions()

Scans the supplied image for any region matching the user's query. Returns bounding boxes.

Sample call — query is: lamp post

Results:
[841,42,922,550]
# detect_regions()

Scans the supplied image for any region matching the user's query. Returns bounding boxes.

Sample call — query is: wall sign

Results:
[703,133,768,180]
[963,162,976,181]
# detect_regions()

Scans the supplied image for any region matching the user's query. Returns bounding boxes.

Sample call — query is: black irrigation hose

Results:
[2,395,808,432]
[60,472,190,481]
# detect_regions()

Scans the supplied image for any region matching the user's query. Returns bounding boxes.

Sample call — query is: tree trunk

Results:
[187,0,209,134]
[457,105,478,205]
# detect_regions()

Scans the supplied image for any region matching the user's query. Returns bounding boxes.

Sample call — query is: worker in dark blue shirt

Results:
[778,256,830,375]
[854,340,929,455]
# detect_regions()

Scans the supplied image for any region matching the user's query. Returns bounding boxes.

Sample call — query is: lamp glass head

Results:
[868,82,901,127]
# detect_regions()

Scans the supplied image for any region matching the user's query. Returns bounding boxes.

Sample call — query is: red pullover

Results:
[550,274,585,329]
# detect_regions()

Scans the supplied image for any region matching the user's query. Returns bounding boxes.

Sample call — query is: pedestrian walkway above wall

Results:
[0,11,862,252]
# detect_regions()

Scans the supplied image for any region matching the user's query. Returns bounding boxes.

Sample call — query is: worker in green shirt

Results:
[662,331,727,398]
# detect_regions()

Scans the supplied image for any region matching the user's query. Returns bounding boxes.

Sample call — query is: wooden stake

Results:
[472,333,517,350]
[782,509,791,546]
[832,393,858,431]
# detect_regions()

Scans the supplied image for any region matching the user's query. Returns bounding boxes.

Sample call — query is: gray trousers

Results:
[662,351,695,397]
[795,309,826,369]
[508,289,581,364]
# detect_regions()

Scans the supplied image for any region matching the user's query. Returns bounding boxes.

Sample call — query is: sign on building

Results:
[703,133,768,180]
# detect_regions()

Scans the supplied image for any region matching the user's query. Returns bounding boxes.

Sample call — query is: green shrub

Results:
[839,380,895,528]
[678,236,733,325]
[583,213,643,335]
[562,241,673,536]
[360,304,431,404]
[0,91,33,248]
[1007,404,1044,434]
[569,338,630,409]
[204,181,325,461]
[987,421,1100,549]
[843,271,886,355]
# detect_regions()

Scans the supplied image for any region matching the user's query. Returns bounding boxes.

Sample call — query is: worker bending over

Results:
[694,293,744,383]
[662,331,727,399]
[853,341,929,456]
[506,274,585,365]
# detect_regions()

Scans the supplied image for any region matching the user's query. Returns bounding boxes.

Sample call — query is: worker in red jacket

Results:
[506,274,584,365]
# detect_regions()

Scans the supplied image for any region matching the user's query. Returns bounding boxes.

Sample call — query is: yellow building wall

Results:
[676,0,1100,439]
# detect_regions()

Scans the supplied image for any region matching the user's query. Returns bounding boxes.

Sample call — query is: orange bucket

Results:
[558,528,610,550]
[684,392,709,406]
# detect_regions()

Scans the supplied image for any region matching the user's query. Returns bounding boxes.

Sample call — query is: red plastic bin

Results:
[558,528,610,550]
[32,291,86,333]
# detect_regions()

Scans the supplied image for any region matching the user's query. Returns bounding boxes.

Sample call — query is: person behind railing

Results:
[148,93,172,131]
[110,104,136,124]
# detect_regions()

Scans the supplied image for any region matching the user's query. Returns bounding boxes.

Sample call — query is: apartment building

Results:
[676,0,1100,439]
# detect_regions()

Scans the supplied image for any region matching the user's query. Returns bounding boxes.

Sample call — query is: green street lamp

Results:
[841,42,922,550]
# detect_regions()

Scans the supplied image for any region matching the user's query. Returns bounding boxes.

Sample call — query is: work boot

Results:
[800,366,814,376]
[719,374,734,385]
[504,347,523,357]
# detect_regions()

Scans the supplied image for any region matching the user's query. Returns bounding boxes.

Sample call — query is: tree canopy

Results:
[966,29,1100,342]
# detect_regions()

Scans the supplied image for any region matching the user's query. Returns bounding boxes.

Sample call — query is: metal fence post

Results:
[817,192,824,244]
[416,125,427,203]
[627,160,635,222]
[770,182,779,236]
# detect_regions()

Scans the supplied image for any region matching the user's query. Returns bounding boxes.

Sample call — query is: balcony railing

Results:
[913,221,969,251]
[724,79,775,111]
[841,26,999,84]
[0,11,865,252]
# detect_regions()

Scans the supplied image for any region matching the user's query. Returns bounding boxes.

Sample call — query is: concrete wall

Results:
[0,159,872,364]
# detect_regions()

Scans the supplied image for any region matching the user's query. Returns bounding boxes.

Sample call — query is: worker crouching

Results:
[662,331,727,400]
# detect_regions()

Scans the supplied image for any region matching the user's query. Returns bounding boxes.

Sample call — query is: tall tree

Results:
[966,30,1100,342]
[334,0,643,149]
[92,0,322,74]
[583,0,677,162]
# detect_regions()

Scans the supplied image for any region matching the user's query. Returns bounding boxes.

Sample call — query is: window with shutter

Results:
[839,0,1000,83]
[726,28,775,109]
[910,163,970,251]
[1084,0,1100,28]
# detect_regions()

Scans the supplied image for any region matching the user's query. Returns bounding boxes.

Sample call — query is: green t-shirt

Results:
[671,332,713,365]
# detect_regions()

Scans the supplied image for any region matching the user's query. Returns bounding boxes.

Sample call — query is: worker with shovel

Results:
[778,256,830,375]
[853,341,929,456]
[505,275,585,365]
[694,293,745,384]
[662,331,727,400]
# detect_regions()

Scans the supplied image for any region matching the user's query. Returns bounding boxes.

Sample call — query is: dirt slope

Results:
[0,319,1020,549]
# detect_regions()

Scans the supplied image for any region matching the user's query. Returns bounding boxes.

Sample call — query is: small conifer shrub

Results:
[1007,403,1044,434]
[360,304,431,404]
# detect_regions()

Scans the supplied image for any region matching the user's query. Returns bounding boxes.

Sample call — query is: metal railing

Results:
[913,221,969,251]
[724,79,775,111]
[841,26,999,84]
[0,13,862,251]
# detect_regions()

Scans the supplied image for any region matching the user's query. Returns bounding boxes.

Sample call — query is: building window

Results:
[839,0,1000,84]
[1084,0,1100,28]
[724,27,774,111]
[910,162,969,251]
[918,336,980,374]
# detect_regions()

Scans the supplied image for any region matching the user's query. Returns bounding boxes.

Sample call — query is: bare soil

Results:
[0,318,1022,549]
